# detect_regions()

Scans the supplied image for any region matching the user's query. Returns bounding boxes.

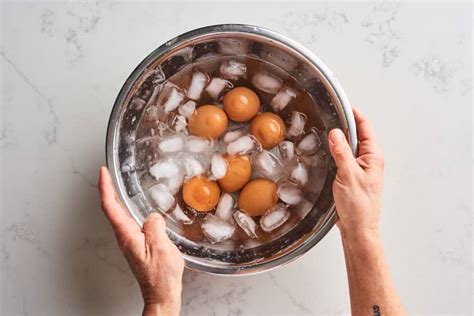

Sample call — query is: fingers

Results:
[328,129,358,177]
[142,212,172,251]
[98,167,140,235]
[352,107,378,156]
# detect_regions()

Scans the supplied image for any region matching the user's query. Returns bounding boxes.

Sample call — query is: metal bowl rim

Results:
[106,23,357,276]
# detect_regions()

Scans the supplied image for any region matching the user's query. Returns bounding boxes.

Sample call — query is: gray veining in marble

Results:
[1,1,472,315]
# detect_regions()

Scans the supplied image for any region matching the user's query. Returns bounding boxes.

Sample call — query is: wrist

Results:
[143,302,180,316]
[340,227,380,249]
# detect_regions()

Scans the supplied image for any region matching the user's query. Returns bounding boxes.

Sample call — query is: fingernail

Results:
[147,212,159,220]
[330,129,345,144]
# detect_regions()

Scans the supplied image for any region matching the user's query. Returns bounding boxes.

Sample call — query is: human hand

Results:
[98,167,184,316]
[328,108,384,240]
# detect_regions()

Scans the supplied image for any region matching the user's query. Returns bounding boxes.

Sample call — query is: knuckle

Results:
[333,144,350,158]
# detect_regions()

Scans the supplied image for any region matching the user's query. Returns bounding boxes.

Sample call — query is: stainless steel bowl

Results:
[106,24,357,275]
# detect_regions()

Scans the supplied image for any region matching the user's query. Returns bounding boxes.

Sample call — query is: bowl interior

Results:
[107,25,351,274]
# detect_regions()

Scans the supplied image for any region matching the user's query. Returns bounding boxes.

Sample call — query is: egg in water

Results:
[238,178,278,216]
[183,176,220,212]
[223,87,260,122]
[217,154,252,193]
[188,105,228,139]
[250,112,286,149]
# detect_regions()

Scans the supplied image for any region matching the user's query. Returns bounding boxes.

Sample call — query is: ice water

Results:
[131,55,328,247]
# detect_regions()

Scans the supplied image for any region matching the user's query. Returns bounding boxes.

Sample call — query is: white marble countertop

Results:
[1,1,472,315]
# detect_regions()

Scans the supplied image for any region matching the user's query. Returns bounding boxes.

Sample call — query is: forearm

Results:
[341,230,405,316]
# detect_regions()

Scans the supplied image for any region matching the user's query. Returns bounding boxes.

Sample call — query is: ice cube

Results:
[183,156,205,179]
[254,150,283,179]
[148,183,175,212]
[201,214,236,243]
[149,159,181,180]
[220,60,247,80]
[296,129,321,155]
[187,71,209,100]
[215,193,234,222]
[158,84,185,112]
[170,204,192,224]
[290,161,308,187]
[186,136,212,153]
[121,156,134,173]
[178,100,196,118]
[287,111,307,139]
[158,134,185,153]
[172,115,187,133]
[210,154,228,179]
[233,210,258,238]
[271,87,297,112]
[130,97,146,111]
[226,135,255,155]
[260,203,290,232]
[251,71,283,94]
[223,127,246,143]
[205,77,233,100]
[277,182,302,205]
[279,141,295,163]
[218,38,249,55]
[166,174,184,195]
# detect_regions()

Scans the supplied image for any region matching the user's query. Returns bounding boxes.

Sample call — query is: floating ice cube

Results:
[146,85,162,108]
[210,154,228,179]
[251,71,282,94]
[178,100,196,118]
[260,203,290,232]
[220,60,247,80]
[187,71,209,100]
[172,115,187,133]
[218,38,249,55]
[290,161,308,187]
[287,111,307,139]
[227,135,255,155]
[271,87,297,112]
[277,182,302,205]
[279,141,295,163]
[158,134,185,153]
[254,150,283,179]
[296,129,321,155]
[205,77,233,100]
[130,97,146,111]
[121,156,134,173]
[166,174,184,195]
[223,127,246,144]
[148,183,175,212]
[183,156,205,179]
[170,204,192,224]
[186,136,212,153]
[233,210,258,238]
[149,159,181,180]
[201,214,236,243]
[158,84,185,112]
[215,193,234,222]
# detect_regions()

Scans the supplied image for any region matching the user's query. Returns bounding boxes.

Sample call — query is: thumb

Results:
[142,212,170,250]
[328,129,357,175]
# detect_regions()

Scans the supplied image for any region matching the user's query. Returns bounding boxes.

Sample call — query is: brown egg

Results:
[250,112,286,149]
[238,179,278,216]
[217,155,252,193]
[183,176,220,212]
[188,105,228,139]
[223,87,260,122]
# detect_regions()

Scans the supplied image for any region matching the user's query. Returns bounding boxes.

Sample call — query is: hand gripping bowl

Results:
[106,24,357,275]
